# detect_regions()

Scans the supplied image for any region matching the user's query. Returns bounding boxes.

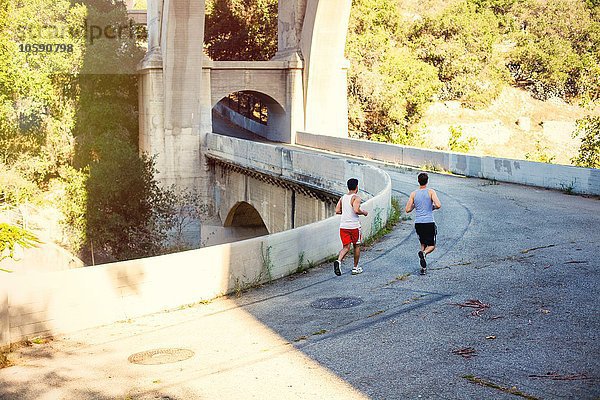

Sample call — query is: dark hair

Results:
[418,173,428,186]
[347,178,359,191]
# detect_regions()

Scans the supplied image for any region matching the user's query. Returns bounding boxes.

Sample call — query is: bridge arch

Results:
[224,201,269,235]
[212,90,288,142]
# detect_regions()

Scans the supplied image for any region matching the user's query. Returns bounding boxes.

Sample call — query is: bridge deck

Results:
[1,161,598,399]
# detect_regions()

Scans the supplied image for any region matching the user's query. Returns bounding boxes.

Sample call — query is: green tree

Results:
[409,1,507,108]
[204,0,278,61]
[0,0,85,178]
[509,0,600,102]
[448,125,478,153]
[83,138,173,261]
[572,115,600,168]
[346,0,441,144]
[70,0,174,262]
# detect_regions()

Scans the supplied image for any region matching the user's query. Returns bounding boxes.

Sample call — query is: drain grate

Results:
[311,297,364,309]
[128,348,194,365]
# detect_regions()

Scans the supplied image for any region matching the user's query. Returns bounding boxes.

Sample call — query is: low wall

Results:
[213,102,271,140]
[0,134,391,347]
[296,131,600,195]
[0,242,83,274]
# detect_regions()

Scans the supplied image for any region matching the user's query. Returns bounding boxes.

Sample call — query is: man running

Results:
[333,178,368,276]
[405,172,442,275]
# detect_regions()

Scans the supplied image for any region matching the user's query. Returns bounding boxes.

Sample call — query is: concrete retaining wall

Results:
[213,102,271,140]
[0,134,391,347]
[296,131,600,195]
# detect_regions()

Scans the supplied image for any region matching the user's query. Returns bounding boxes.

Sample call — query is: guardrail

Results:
[296,131,600,195]
[0,134,391,347]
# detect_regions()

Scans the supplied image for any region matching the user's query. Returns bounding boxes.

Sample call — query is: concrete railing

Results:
[296,131,600,195]
[0,134,391,347]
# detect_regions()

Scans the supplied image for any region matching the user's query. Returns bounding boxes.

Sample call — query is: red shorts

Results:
[340,228,362,246]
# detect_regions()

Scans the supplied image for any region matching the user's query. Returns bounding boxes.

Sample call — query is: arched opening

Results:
[212,90,288,142]
[224,201,269,233]
[201,201,268,247]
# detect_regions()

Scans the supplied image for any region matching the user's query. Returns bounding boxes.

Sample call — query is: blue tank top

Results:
[414,189,434,223]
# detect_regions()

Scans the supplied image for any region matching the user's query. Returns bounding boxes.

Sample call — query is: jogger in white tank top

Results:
[333,178,368,276]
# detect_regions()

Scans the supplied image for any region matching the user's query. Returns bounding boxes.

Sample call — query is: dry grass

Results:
[421,87,598,165]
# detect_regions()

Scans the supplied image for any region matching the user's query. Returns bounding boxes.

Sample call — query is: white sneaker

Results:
[351,266,363,275]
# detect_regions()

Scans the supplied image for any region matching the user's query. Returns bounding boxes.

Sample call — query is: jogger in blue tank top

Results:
[405,173,442,275]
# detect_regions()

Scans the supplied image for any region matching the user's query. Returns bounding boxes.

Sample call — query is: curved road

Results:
[1,146,599,399]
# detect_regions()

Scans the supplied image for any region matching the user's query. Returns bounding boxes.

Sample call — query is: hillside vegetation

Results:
[0,0,197,265]
[346,0,599,166]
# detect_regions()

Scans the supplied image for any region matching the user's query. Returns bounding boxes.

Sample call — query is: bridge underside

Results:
[209,157,337,235]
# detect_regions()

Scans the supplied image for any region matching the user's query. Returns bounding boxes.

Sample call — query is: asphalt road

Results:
[1,163,598,399]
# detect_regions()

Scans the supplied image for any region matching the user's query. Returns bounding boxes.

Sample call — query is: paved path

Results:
[1,164,599,399]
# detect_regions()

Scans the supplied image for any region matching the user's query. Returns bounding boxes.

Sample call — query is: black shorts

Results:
[415,223,437,246]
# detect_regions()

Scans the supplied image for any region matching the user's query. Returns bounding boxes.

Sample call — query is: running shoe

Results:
[418,251,427,275]
[352,266,363,275]
[334,260,342,276]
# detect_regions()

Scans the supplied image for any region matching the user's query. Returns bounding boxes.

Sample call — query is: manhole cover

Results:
[310,297,363,309]
[128,348,194,365]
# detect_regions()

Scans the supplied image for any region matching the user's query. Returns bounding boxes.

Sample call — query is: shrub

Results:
[509,0,600,102]
[572,115,600,168]
[0,223,41,268]
[448,126,478,153]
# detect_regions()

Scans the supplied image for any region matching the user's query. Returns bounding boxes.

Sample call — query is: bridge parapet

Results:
[297,131,600,195]
[205,133,387,196]
[205,133,383,234]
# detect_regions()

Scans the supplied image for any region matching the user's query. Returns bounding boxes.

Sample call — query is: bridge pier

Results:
[138,0,353,244]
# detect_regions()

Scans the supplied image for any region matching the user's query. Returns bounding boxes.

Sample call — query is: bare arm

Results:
[352,195,368,216]
[405,192,415,213]
[430,189,441,210]
[335,198,342,214]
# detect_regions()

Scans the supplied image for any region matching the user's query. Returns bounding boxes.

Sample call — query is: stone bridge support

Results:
[138,0,353,221]
[211,160,336,235]
[138,0,211,199]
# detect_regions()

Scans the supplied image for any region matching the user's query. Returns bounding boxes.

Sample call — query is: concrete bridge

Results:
[138,0,352,211]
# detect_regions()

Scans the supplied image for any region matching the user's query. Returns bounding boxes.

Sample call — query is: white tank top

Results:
[339,193,360,229]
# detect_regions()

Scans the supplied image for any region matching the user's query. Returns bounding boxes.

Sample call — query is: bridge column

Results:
[273,0,306,61]
[160,0,208,194]
[139,0,212,201]
[138,0,165,177]
[300,0,351,138]
[283,58,305,144]
[270,0,306,143]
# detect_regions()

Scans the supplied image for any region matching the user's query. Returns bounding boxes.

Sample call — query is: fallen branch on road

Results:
[463,375,540,400]
[452,347,477,358]
[528,372,593,381]
[450,299,490,316]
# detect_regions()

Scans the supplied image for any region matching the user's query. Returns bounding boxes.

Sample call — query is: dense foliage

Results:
[0,0,179,263]
[347,0,600,143]
[509,0,600,102]
[572,115,600,168]
[346,0,441,144]
[204,0,278,61]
